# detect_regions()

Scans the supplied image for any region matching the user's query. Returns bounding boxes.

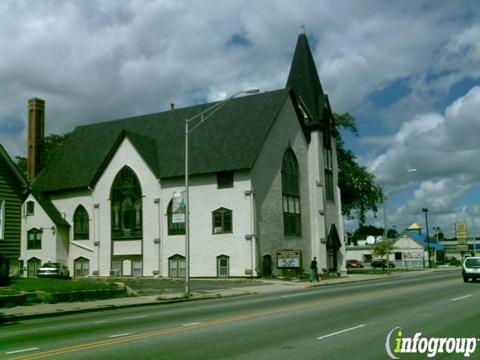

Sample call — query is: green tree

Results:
[15,156,27,178]
[334,113,383,225]
[351,225,398,244]
[372,241,395,259]
[352,225,383,243]
[43,133,69,166]
[15,133,70,178]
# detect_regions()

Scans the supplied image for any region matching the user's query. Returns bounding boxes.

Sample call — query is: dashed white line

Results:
[5,347,39,355]
[182,322,201,327]
[317,324,367,340]
[451,294,472,301]
[108,333,132,338]
[281,293,307,298]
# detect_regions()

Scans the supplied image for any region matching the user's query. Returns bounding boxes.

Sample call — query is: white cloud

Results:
[1,1,479,157]
[368,86,480,235]
[1,1,480,234]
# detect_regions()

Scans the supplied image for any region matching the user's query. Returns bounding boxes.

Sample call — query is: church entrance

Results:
[262,254,272,277]
[169,255,185,278]
[326,224,342,272]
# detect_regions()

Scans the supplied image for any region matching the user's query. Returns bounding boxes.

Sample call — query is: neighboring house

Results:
[0,144,28,275]
[20,32,345,278]
[393,230,445,267]
[346,223,445,268]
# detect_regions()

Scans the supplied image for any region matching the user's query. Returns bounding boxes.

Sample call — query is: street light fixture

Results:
[184,88,259,295]
[422,208,431,268]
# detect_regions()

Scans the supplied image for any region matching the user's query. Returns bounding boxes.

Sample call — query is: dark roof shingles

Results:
[33,89,291,192]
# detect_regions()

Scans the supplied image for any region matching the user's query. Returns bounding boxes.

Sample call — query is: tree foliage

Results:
[16,133,70,178]
[43,133,70,166]
[350,225,398,244]
[372,241,395,258]
[334,113,383,225]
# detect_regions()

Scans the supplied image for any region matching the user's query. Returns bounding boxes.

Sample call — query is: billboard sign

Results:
[456,221,468,251]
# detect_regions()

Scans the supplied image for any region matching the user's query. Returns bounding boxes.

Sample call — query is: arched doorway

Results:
[326,224,342,272]
[262,254,272,277]
[27,257,41,277]
[169,255,185,278]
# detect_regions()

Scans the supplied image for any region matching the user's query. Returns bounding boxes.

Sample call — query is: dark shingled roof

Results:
[32,88,298,193]
[0,143,28,190]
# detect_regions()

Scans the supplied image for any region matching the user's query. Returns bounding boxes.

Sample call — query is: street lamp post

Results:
[382,193,390,274]
[381,168,417,273]
[184,88,259,295]
[422,208,431,268]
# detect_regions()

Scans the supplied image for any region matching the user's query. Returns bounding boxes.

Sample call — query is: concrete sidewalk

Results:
[1,268,457,322]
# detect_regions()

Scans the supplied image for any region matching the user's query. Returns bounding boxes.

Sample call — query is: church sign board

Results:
[276,249,301,268]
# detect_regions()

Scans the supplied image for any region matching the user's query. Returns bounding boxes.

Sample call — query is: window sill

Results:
[212,231,233,235]
[284,234,302,238]
[112,236,143,241]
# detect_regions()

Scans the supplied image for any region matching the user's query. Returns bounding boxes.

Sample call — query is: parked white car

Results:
[37,262,70,279]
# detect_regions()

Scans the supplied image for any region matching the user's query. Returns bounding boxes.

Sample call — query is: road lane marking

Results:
[5,348,39,355]
[123,315,148,320]
[12,279,452,360]
[108,333,133,338]
[10,300,345,359]
[451,294,472,301]
[182,322,201,327]
[281,293,308,298]
[317,324,366,340]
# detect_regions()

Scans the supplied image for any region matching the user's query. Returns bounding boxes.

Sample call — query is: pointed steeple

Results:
[286,32,325,123]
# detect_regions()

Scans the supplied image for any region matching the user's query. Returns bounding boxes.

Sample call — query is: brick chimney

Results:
[27,98,45,181]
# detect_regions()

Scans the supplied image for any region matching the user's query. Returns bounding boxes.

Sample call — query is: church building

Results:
[20,32,345,278]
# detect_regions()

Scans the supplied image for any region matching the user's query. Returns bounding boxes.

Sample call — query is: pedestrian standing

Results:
[310,257,319,282]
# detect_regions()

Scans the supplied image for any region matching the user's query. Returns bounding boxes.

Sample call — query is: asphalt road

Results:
[1,270,478,360]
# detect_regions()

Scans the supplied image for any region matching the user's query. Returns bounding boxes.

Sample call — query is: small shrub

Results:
[448,258,461,267]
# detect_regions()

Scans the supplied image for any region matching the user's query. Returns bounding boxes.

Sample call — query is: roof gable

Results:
[89,130,159,187]
[31,191,70,228]
[398,231,444,251]
[0,144,28,189]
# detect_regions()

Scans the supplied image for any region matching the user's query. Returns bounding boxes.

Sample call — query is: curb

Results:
[0,291,254,323]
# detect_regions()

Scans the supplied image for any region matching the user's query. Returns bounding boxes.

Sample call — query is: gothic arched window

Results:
[111,167,142,239]
[73,205,89,240]
[282,148,301,236]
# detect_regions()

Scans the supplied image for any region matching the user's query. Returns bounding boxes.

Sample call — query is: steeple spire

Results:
[300,23,306,34]
[286,32,325,123]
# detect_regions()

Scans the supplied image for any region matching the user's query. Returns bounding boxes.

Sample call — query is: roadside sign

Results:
[455,221,468,251]
[172,191,185,223]
[276,249,301,268]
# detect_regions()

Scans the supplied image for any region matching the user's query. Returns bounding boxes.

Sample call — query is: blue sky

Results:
[0,0,479,237]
